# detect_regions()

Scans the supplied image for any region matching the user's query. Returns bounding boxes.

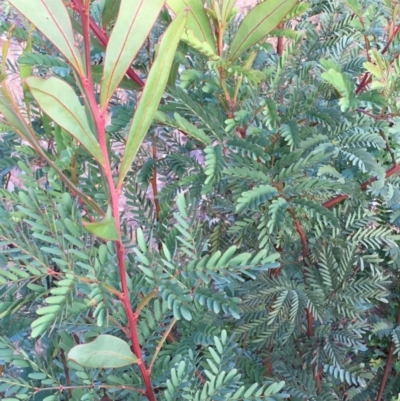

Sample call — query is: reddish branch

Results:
[276,23,284,56]
[60,349,72,398]
[323,163,400,209]
[289,209,314,338]
[73,2,156,399]
[376,302,400,401]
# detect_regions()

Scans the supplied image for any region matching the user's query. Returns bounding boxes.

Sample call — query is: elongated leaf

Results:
[8,0,84,75]
[102,0,121,29]
[117,12,187,188]
[26,77,105,165]
[167,0,215,51]
[100,0,165,107]
[83,206,119,241]
[68,335,138,368]
[221,0,237,21]
[228,0,297,61]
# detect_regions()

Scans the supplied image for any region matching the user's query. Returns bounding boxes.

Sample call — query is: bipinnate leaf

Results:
[236,185,278,212]
[83,206,119,241]
[167,0,215,51]
[26,77,105,166]
[68,335,138,368]
[181,29,220,61]
[321,69,356,111]
[117,12,187,188]
[228,0,297,61]
[8,0,84,75]
[100,0,165,107]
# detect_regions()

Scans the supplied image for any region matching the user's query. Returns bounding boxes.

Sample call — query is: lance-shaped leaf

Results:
[100,0,165,107]
[83,206,119,241]
[26,77,105,166]
[68,335,138,368]
[102,0,121,29]
[8,0,84,75]
[167,0,215,51]
[117,12,187,188]
[228,0,297,61]
[221,0,237,22]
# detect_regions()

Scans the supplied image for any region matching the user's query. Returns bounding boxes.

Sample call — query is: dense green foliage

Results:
[1,0,400,400]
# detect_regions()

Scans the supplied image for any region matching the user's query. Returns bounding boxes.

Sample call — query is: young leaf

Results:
[117,11,187,188]
[8,0,84,75]
[221,0,237,22]
[68,335,138,368]
[26,77,105,166]
[228,0,297,61]
[100,0,165,107]
[83,206,119,241]
[181,29,220,61]
[167,0,215,51]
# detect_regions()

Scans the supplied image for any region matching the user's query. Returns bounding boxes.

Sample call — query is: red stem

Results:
[376,302,400,401]
[294,219,309,258]
[323,164,400,209]
[291,210,314,338]
[295,220,314,338]
[76,3,155,400]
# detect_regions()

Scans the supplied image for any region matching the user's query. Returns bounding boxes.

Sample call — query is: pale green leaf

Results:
[117,11,187,188]
[68,334,138,368]
[83,206,119,241]
[181,29,220,61]
[100,0,165,107]
[221,0,237,22]
[102,0,121,29]
[26,77,105,165]
[228,0,297,61]
[8,0,84,75]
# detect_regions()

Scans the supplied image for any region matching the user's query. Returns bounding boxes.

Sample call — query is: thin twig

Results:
[376,301,400,401]
[379,129,397,167]
[34,384,145,395]
[289,209,314,338]
[59,349,72,398]
[149,318,177,372]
